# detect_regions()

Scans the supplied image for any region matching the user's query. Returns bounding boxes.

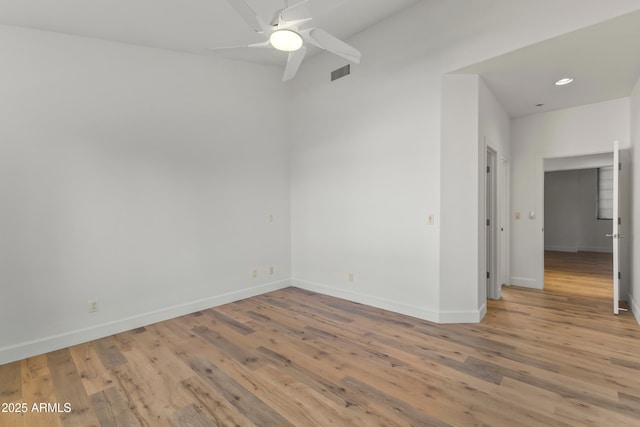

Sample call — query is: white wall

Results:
[0,26,291,364]
[439,74,511,320]
[544,169,613,253]
[479,78,511,302]
[511,98,631,290]
[631,76,640,322]
[545,153,613,172]
[288,28,443,321]
[289,1,637,322]
[440,74,480,320]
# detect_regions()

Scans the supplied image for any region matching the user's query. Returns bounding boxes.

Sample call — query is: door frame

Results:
[538,148,623,303]
[498,155,510,297]
[485,145,498,300]
[613,140,620,314]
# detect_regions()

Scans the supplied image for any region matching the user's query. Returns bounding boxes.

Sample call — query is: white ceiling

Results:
[0,0,419,64]
[1,1,639,117]
[456,10,640,117]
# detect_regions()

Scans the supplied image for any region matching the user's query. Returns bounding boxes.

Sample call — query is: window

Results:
[597,166,613,220]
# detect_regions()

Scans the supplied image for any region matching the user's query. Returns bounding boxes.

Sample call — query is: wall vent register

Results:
[331,64,351,81]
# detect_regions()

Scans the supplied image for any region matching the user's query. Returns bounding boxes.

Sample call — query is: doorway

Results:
[541,149,629,312]
[543,167,613,299]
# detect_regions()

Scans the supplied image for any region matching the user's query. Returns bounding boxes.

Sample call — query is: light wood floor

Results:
[545,250,613,299]
[2,254,640,426]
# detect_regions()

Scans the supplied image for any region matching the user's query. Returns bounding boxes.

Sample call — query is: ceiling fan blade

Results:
[248,40,273,48]
[206,40,272,51]
[279,0,312,28]
[303,28,361,64]
[283,46,307,81]
[278,17,313,30]
[226,0,268,33]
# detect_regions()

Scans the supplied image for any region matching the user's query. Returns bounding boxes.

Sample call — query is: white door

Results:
[486,147,497,300]
[612,141,620,314]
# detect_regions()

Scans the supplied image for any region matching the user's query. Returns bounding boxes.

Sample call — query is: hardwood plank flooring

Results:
[544,250,612,299]
[2,254,640,426]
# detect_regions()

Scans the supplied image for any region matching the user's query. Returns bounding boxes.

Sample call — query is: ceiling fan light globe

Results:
[270,29,303,52]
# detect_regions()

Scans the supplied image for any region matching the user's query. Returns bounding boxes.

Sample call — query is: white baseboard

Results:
[293,278,440,323]
[629,292,640,325]
[293,278,484,324]
[577,246,613,253]
[439,303,487,324]
[510,276,541,289]
[544,245,577,252]
[544,245,613,253]
[0,280,290,365]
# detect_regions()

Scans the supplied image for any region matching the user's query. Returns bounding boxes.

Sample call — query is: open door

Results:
[612,140,620,314]
[486,147,498,300]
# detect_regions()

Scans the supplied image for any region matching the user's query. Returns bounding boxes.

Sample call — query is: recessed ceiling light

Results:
[269,29,303,52]
[555,78,574,86]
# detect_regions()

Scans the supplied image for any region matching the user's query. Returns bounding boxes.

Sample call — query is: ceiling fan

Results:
[209,0,361,81]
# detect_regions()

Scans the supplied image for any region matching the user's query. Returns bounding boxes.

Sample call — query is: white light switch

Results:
[529,211,535,220]
[515,212,521,220]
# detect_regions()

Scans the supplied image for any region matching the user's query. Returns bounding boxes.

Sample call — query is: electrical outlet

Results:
[268,214,274,223]
[427,214,435,225]
[348,272,354,282]
[269,266,274,275]
[88,299,99,313]
[252,269,258,279]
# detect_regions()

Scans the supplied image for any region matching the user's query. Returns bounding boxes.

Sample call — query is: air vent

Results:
[331,64,351,82]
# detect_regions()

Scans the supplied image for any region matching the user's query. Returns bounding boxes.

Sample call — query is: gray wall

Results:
[544,169,613,253]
